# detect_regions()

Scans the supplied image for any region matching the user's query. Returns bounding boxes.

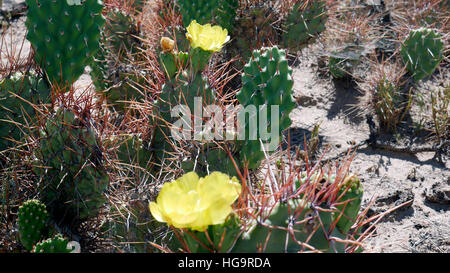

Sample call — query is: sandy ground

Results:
[1,1,448,253]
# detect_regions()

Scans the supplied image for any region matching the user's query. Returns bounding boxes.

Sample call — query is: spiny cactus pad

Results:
[25,0,105,85]
[283,0,327,51]
[400,28,444,81]
[0,72,50,152]
[18,200,49,251]
[178,0,238,31]
[32,234,74,253]
[153,73,215,168]
[35,109,109,222]
[232,199,347,253]
[104,9,141,58]
[236,46,295,169]
[114,134,152,170]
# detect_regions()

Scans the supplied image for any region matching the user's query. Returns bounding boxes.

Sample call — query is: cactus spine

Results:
[400,28,444,81]
[35,109,109,223]
[283,0,327,51]
[236,46,295,169]
[25,0,105,85]
[231,174,363,253]
[0,72,50,152]
[17,200,49,251]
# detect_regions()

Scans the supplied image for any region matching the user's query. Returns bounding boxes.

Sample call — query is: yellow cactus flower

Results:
[186,20,230,52]
[149,171,241,231]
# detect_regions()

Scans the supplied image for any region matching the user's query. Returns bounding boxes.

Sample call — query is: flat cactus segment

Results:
[236,46,295,169]
[232,199,347,253]
[25,0,105,85]
[32,234,74,253]
[0,72,50,152]
[18,200,49,251]
[35,109,109,223]
[283,0,327,51]
[400,28,444,81]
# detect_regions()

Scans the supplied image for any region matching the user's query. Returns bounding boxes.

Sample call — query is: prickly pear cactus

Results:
[0,72,50,152]
[153,73,215,169]
[328,54,349,78]
[34,109,109,223]
[175,215,242,253]
[91,8,145,113]
[32,234,74,253]
[177,0,238,31]
[25,0,105,85]
[283,0,327,51]
[17,200,49,251]
[113,134,152,170]
[232,3,280,63]
[232,198,348,253]
[102,197,159,253]
[236,46,295,169]
[181,143,239,177]
[400,28,444,81]
[99,65,147,112]
[104,9,141,59]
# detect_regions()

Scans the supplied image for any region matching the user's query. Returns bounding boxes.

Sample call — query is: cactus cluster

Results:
[236,46,295,169]
[17,200,76,253]
[90,7,145,112]
[0,72,50,152]
[34,109,109,222]
[153,72,215,167]
[283,0,327,51]
[230,174,363,253]
[169,172,363,253]
[17,199,49,251]
[400,28,444,81]
[25,0,105,85]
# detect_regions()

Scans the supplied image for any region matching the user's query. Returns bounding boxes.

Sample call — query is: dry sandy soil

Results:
[1,0,448,253]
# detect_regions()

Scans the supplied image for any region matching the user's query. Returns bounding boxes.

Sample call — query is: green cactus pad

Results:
[25,0,105,85]
[114,134,152,170]
[236,46,295,169]
[180,215,242,253]
[17,200,49,251]
[283,0,327,51]
[232,199,347,253]
[35,109,109,222]
[153,73,215,169]
[0,72,50,152]
[181,143,239,177]
[32,234,74,253]
[104,9,141,59]
[334,175,363,234]
[178,0,238,31]
[400,28,444,81]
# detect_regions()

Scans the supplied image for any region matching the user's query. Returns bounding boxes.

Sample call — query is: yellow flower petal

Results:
[185,20,230,52]
[149,171,242,231]
[149,202,164,222]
